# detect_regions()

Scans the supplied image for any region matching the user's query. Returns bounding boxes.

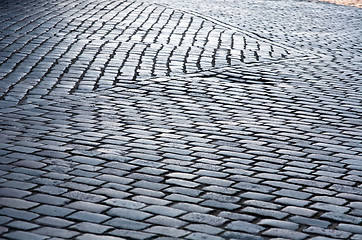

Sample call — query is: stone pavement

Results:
[0,0,361,239]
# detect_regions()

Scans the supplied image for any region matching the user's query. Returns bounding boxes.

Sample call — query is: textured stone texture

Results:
[0,0,361,238]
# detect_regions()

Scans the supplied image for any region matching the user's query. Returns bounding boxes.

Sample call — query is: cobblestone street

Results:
[0,0,361,239]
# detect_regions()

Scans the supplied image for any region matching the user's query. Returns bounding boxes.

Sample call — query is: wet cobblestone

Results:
[1,0,362,239]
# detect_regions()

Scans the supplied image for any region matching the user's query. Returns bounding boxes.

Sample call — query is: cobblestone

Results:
[3,231,48,240]
[31,205,75,217]
[313,225,353,238]
[1,0,362,238]
[185,224,223,235]
[32,227,79,238]
[146,215,187,228]
[146,226,190,237]
[142,205,186,217]
[290,216,331,229]
[34,217,74,228]
[258,219,299,231]
[77,233,126,240]
[226,220,265,234]
[70,222,112,234]
[321,212,361,224]
[262,228,309,239]
[6,221,39,231]
[0,197,38,209]
[221,231,264,240]
[0,208,39,221]
[104,217,150,230]
[172,203,213,214]
[180,213,227,226]
[186,232,224,240]
[66,211,110,224]
[282,206,318,217]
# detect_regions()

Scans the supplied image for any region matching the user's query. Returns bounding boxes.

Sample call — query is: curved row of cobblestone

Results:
[0,0,303,105]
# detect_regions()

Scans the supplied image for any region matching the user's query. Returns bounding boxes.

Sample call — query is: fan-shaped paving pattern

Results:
[0,0,304,104]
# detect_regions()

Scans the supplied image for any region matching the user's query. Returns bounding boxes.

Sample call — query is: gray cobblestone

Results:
[26,193,70,206]
[221,231,265,240]
[166,193,202,203]
[3,231,48,240]
[218,211,256,222]
[244,200,282,210]
[186,232,224,240]
[62,191,107,203]
[108,230,154,239]
[104,217,150,230]
[132,180,168,191]
[166,178,199,188]
[0,208,39,221]
[0,182,36,191]
[274,189,312,200]
[142,205,186,217]
[240,192,275,201]
[77,233,126,240]
[274,197,310,207]
[0,197,38,209]
[35,216,74,228]
[32,205,74,217]
[262,228,309,239]
[226,220,265,234]
[34,186,68,195]
[337,224,362,234]
[146,216,187,228]
[258,219,299,230]
[282,206,317,217]
[201,199,240,210]
[1,0,362,238]
[290,216,331,228]
[6,221,39,230]
[311,196,347,206]
[146,226,190,237]
[234,182,275,193]
[185,224,223,235]
[70,222,112,234]
[165,186,202,197]
[132,195,172,206]
[107,208,152,221]
[172,203,213,213]
[321,212,361,224]
[351,234,362,240]
[303,226,352,239]
[95,188,131,198]
[66,211,110,223]
[181,212,227,226]
[309,237,338,240]
[311,202,350,213]
[242,207,289,220]
[32,227,79,239]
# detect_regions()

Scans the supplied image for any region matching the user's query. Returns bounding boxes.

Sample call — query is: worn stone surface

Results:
[0,0,361,239]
